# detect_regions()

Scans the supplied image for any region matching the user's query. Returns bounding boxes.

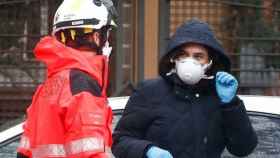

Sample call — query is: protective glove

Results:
[215,71,238,103]
[146,146,173,158]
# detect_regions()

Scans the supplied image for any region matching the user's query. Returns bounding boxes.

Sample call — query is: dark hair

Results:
[205,46,228,75]
[55,26,111,54]
[159,51,175,77]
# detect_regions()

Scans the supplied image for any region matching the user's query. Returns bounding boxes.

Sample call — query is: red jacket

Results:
[17,36,113,158]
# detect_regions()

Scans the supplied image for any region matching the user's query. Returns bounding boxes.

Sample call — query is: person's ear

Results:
[92,32,101,46]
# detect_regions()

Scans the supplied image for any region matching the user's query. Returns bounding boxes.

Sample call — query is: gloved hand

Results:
[215,71,238,103]
[146,146,173,158]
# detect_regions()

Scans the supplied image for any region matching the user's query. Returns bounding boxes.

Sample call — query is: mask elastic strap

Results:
[202,75,214,80]
[202,60,214,79]
[203,60,212,70]
[102,28,112,60]
[166,69,176,76]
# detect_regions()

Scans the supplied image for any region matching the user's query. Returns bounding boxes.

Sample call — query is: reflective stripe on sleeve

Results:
[32,144,65,158]
[65,137,104,155]
[19,135,30,150]
[31,137,104,158]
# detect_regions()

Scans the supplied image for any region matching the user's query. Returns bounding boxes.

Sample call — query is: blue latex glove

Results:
[146,146,173,158]
[215,71,238,103]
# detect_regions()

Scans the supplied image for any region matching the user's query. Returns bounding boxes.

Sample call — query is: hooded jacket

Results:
[17,36,113,158]
[112,20,257,158]
[159,19,230,78]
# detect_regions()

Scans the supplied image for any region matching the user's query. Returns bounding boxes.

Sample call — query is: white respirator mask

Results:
[174,58,213,85]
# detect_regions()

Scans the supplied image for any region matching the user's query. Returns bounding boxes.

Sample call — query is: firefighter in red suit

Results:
[17,0,117,157]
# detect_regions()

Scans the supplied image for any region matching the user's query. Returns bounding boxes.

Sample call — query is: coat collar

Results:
[165,74,216,100]
[34,36,109,95]
[34,36,108,77]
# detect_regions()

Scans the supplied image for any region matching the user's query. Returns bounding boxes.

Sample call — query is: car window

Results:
[0,140,18,157]
[222,112,280,157]
[0,111,279,158]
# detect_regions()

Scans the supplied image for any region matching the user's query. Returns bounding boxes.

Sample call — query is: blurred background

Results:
[0,0,280,128]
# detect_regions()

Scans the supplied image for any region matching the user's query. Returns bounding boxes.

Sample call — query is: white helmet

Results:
[52,0,116,35]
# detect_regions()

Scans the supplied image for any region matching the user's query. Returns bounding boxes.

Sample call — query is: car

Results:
[0,95,280,157]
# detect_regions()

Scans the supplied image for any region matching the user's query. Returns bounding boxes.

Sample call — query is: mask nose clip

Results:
[202,60,214,79]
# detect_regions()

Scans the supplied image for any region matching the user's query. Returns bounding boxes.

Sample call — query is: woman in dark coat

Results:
[112,19,258,158]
